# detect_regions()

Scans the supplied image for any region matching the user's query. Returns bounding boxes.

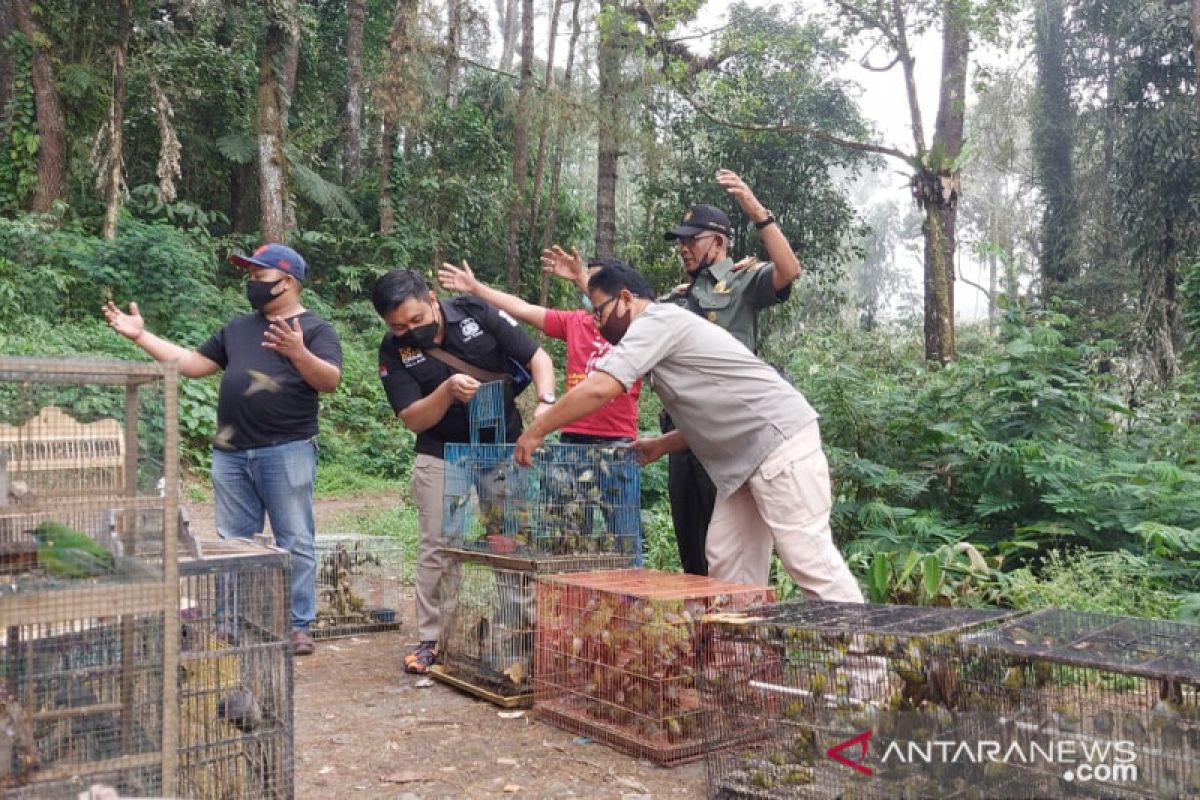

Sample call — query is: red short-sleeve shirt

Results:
[543,309,641,439]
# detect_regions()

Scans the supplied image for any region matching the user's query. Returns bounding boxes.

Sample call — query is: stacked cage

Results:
[178,537,292,799]
[0,357,179,797]
[703,601,1016,799]
[433,383,641,705]
[313,534,403,639]
[960,608,1200,799]
[434,552,634,707]
[534,568,773,765]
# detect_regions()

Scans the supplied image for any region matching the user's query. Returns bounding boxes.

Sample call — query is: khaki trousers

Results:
[706,422,863,602]
[410,453,460,643]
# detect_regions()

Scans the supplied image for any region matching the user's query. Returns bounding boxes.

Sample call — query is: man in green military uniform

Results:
[661,169,801,575]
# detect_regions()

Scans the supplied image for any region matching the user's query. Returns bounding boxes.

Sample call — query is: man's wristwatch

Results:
[754,212,777,230]
[538,393,557,405]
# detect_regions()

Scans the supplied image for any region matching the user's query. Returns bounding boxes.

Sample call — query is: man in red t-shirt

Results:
[437,255,642,441]
[437,254,643,558]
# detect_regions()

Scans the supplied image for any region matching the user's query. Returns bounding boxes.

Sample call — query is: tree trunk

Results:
[0,0,13,119]
[444,0,462,101]
[921,0,968,364]
[1032,0,1077,296]
[256,2,294,242]
[539,0,581,306]
[101,0,131,239]
[498,0,518,72]
[379,120,395,235]
[527,0,564,256]
[12,0,66,213]
[503,0,534,289]
[230,162,256,234]
[378,0,418,235]
[343,0,366,182]
[594,0,623,258]
[1192,0,1200,95]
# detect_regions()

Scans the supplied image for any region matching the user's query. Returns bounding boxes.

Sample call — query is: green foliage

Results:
[1005,549,1181,620]
[790,310,1200,612]
[0,33,38,213]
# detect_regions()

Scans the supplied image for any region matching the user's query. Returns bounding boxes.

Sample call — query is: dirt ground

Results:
[187,493,708,800]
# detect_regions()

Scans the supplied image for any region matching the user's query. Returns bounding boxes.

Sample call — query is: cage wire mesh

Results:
[434,550,636,706]
[702,601,1019,800]
[534,568,773,765]
[957,608,1200,799]
[178,538,292,800]
[0,357,180,796]
[313,534,403,639]
[442,443,641,559]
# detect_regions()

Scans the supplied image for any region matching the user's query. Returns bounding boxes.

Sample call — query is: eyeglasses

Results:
[677,233,716,248]
[591,295,618,321]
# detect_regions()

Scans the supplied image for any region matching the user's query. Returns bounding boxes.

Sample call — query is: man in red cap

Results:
[104,243,342,656]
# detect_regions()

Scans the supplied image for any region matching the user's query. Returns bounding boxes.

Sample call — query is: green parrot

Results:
[33,521,115,578]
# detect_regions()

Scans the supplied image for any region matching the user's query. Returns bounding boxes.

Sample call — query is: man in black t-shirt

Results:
[372,269,555,674]
[104,243,342,657]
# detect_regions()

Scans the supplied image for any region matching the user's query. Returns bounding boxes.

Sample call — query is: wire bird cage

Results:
[0,357,180,796]
[432,550,635,708]
[957,608,1200,799]
[534,568,773,765]
[178,538,292,800]
[702,601,1017,800]
[442,442,641,559]
[312,534,403,639]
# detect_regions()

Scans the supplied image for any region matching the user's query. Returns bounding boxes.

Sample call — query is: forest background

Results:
[2,0,1200,619]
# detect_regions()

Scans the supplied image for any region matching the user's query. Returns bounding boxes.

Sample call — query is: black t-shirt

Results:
[197,311,343,450]
[378,296,538,458]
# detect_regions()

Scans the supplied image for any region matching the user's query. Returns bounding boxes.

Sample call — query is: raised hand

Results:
[540,245,586,284]
[438,260,479,294]
[716,169,769,221]
[102,301,146,341]
[262,316,307,359]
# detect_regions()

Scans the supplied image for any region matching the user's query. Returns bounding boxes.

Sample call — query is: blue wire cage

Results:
[442,442,642,560]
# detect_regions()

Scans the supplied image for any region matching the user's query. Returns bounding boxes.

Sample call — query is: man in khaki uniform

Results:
[513,261,861,602]
[661,169,801,575]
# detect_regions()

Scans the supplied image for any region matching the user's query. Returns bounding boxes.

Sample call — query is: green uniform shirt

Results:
[664,257,791,353]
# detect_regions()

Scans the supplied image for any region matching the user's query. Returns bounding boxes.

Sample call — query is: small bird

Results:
[218,687,264,733]
[33,522,115,578]
[0,699,38,788]
[244,369,282,396]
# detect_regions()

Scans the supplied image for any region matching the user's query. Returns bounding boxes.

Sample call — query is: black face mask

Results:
[246,278,284,311]
[598,299,632,345]
[398,321,439,349]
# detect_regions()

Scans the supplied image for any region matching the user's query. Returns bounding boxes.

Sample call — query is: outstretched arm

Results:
[438,261,547,331]
[102,301,220,379]
[716,169,801,292]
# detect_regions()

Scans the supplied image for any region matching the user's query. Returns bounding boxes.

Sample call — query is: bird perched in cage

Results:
[32,522,115,578]
[0,698,38,788]
[218,687,264,733]
[54,680,118,761]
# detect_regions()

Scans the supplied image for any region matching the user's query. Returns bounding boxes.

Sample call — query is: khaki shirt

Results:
[664,257,790,353]
[597,303,818,501]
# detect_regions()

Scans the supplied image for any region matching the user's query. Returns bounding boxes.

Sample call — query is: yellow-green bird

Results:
[33,522,115,578]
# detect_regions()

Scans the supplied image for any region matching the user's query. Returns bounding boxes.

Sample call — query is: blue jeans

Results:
[212,438,318,632]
